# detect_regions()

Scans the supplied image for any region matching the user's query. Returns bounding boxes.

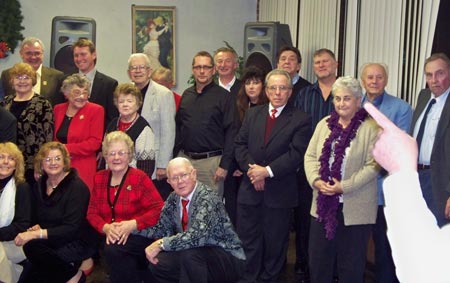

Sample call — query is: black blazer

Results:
[235,103,312,208]
[412,88,450,226]
[89,71,118,130]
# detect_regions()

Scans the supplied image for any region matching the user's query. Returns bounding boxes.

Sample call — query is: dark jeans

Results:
[309,206,371,283]
[149,247,245,283]
[103,234,155,283]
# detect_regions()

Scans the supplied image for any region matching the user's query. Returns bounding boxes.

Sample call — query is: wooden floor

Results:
[86,232,376,283]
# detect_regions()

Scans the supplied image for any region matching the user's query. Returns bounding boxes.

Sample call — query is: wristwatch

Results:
[158,239,164,250]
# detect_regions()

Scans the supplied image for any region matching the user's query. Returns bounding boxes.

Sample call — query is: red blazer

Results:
[54,102,104,190]
[87,167,163,232]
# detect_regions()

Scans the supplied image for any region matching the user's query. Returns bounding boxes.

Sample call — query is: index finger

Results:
[363,102,396,130]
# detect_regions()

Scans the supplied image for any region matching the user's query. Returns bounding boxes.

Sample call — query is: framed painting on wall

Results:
[132,5,176,84]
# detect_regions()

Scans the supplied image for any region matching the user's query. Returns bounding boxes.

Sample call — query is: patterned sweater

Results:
[136,182,245,260]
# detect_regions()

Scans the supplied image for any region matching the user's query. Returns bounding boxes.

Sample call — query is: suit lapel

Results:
[411,89,431,132]
[435,93,450,142]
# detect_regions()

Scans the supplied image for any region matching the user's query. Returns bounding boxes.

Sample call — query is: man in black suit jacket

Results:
[72,39,118,130]
[235,69,312,282]
[411,53,450,227]
[1,37,64,106]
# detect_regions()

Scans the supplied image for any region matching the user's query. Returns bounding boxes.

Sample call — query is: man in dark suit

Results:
[235,69,311,282]
[1,37,64,106]
[72,39,118,129]
[411,53,450,227]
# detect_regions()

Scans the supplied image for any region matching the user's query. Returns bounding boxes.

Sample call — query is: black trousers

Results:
[372,205,399,283]
[237,203,291,282]
[308,207,371,283]
[294,171,312,269]
[22,238,94,283]
[149,247,245,283]
[103,234,155,283]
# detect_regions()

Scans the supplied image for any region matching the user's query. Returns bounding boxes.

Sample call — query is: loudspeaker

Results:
[50,16,96,74]
[244,22,293,73]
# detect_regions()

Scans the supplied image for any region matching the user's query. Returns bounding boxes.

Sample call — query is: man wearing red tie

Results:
[234,69,312,282]
[138,157,245,282]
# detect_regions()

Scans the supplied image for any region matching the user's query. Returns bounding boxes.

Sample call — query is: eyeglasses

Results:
[44,156,62,163]
[129,65,149,72]
[71,90,90,98]
[15,75,31,81]
[168,171,192,183]
[266,85,291,92]
[0,154,16,162]
[24,51,43,57]
[192,65,214,71]
[107,150,129,158]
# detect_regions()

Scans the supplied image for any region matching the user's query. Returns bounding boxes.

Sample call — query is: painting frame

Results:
[132,5,176,84]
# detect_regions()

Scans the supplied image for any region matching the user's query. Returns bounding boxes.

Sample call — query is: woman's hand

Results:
[115,220,137,245]
[14,230,38,246]
[103,223,121,245]
[27,224,41,231]
[103,220,137,245]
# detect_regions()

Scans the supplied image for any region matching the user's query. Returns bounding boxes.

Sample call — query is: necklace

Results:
[316,108,367,240]
[117,113,139,132]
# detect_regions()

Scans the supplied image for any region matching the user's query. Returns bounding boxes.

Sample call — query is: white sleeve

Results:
[384,170,450,282]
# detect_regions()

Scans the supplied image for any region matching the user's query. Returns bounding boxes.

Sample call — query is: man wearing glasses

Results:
[235,69,311,282]
[1,37,64,105]
[127,53,176,199]
[140,157,245,282]
[174,51,239,197]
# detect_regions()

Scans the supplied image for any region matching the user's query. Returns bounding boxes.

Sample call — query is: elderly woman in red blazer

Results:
[53,74,104,190]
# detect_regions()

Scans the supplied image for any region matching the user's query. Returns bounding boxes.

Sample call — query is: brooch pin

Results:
[126,185,132,191]
[43,81,48,86]
[80,115,84,120]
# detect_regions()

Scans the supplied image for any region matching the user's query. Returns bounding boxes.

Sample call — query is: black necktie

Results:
[416,98,436,153]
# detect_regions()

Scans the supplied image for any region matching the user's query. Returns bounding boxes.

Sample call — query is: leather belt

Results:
[418,164,431,170]
[183,149,223,160]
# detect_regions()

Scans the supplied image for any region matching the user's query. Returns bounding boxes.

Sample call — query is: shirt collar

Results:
[218,76,236,92]
[79,68,96,83]
[35,64,42,76]
[431,86,450,104]
[268,103,286,117]
[292,74,300,85]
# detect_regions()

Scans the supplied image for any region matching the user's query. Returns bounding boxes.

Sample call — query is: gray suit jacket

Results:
[411,88,450,226]
[140,80,176,178]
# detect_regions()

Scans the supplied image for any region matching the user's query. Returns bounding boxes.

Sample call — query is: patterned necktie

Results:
[271,108,278,119]
[181,199,189,231]
[416,98,436,153]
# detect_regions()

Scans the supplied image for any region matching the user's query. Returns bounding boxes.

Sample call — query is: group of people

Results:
[0,32,449,283]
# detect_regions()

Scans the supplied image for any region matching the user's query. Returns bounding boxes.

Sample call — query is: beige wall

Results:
[1,0,257,92]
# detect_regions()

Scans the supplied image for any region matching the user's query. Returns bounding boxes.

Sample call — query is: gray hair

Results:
[264,69,293,88]
[332,76,363,98]
[128,53,151,69]
[61,74,91,94]
[166,157,194,177]
[359,62,389,79]
[21,37,45,52]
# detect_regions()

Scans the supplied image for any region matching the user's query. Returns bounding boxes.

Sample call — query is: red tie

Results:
[181,199,189,231]
[271,108,278,119]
